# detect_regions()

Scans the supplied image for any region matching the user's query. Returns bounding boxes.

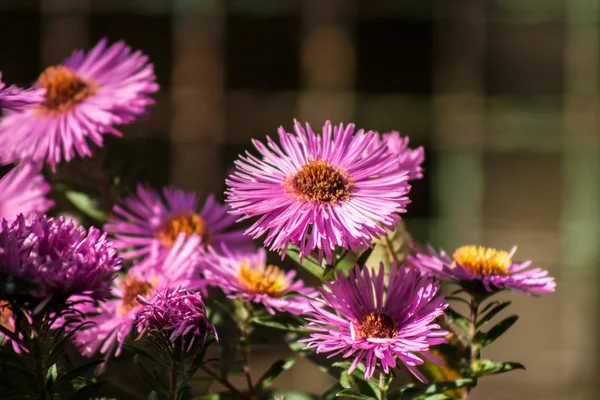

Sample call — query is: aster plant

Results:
[0,38,557,400]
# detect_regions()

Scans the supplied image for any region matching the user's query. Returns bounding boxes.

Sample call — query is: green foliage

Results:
[473,315,519,348]
[255,357,296,392]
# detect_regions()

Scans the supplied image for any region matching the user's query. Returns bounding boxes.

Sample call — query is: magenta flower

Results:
[380,131,424,181]
[137,287,217,352]
[105,184,251,260]
[0,162,53,221]
[226,120,411,263]
[409,245,556,295]
[74,234,205,360]
[0,39,158,168]
[0,213,120,300]
[201,247,317,315]
[301,264,447,382]
[0,72,44,112]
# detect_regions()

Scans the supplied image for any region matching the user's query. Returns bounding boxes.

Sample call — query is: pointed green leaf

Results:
[53,360,103,393]
[133,355,168,394]
[474,359,525,377]
[64,191,107,223]
[444,307,470,331]
[284,246,324,279]
[252,314,310,333]
[68,381,106,400]
[356,247,375,267]
[476,301,511,329]
[335,389,376,399]
[388,379,475,399]
[255,357,296,391]
[474,315,519,348]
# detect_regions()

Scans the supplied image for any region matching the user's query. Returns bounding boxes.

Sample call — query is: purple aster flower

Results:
[105,184,251,260]
[0,72,44,112]
[301,264,448,382]
[137,287,217,352]
[74,234,205,360]
[0,213,120,300]
[226,120,411,264]
[0,39,158,169]
[0,162,53,221]
[409,245,556,295]
[380,131,424,181]
[201,247,318,315]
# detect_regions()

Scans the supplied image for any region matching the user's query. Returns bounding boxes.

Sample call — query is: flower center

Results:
[238,262,290,297]
[290,159,353,203]
[37,65,98,113]
[0,301,14,333]
[355,312,398,339]
[118,275,157,315]
[452,245,512,276]
[156,211,211,248]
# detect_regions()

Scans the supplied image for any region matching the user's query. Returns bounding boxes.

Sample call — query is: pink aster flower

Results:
[0,38,158,169]
[105,184,252,260]
[380,131,424,181]
[301,264,448,382]
[137,287,217,352]
[409,245,556,295]
[226,120,411,264]
[0,213,120,300]
[201,247,318,315]
[74,234,205,360]
[0,72,44,112]
[0,162,53,221]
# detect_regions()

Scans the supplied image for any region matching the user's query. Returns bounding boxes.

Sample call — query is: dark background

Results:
[0,0,597,399]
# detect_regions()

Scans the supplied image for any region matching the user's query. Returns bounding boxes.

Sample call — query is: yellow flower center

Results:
[156,211,211,248]
[238,262,290,297]
[117,274,158,315]
[452,245,512,276]
[37,66,98,113]
[289,159,353,203]
[355,312,398,339]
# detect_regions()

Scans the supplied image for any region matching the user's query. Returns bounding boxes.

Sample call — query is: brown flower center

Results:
[238,262,290,297]
[37,65,98,113]
[156,211,211,248]
[355,312,398,339]
[118,275,157,315]
[452,245,512,276]
[289,159,353,203]
[0,301,14,333]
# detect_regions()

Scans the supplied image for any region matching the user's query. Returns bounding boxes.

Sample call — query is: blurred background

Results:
[0,0,597,399]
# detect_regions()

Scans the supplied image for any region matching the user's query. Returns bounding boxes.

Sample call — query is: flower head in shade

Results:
[0,39,158,168]
[137,287,217,352]
[380,131,424,181]
[0,213,120,300]
[409,245,556,295]
[226,120,411,264]
[0,162,53,221]
[74,234,205,360]
[105,184,251,260]
[0,72,45,112]
[202,247,317,315]
[301,264,447,382]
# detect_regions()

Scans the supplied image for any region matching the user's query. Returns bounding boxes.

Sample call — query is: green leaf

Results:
[335,389,376,399]
[252,314,310,333]
[123,344,161,366]
[356,247,375,267]
[420,395,452,400]
[64,190,107,223]
[194,395,220,400]
[322,383,345,400]
[474,360,525,377]
[444,296,470,306]
[340,371,353,389]
[444,307,470,331]
[323,265,336,281]
[476,301,511,329]
[284,246,324,279]
[474,315,519,348]
[388,379,475,399]
[68,381,106,400]
[133,355,168,395]
[53,360,103,393]
[255,357,296,391]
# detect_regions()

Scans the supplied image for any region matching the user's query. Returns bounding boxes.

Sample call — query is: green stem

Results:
[170,346,183,400]
[30,323,50,400]
[378,371,387,400]
[200,366,251,400]
[462,296,481,400]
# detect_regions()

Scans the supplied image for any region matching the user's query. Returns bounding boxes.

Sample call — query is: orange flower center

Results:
[289,159,353,203]
[355,312,398,339]
[0,301,14,333]
[37,65,98,113]
[238,262,289,297]
[156,211,210,248]
[452,245,512,276]
[117,275,158,315]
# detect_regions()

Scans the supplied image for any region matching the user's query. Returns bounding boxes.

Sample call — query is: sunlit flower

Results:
[0,213,120,300]
[0,39,158,168]
[105,184,251,260]
[137,287,216,352]
[226,120,411,264]
[409,245,556,295]
[379,131,424,181]
[201,247,317,315]
[74,234,204,361]
[0,162,53,221]
[0,72,44,112]
[301,264,447,381]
